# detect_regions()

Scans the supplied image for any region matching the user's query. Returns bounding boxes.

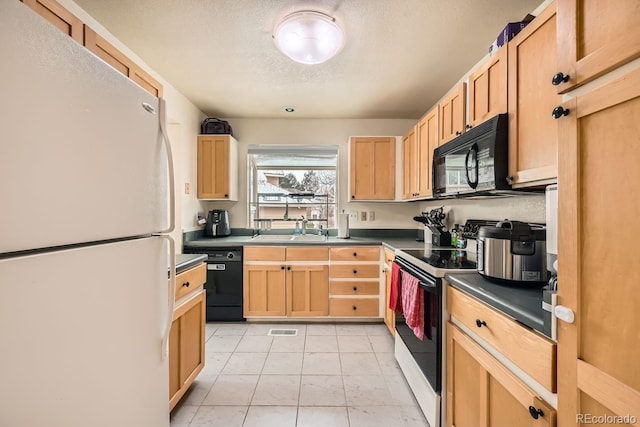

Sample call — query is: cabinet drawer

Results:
[330,281,379,296]
[330,264,380,279]
[244,246,286,261]
[330,246,380,261]
[448,287,556,391]
[286,246,329,261]
[174,263,206,300]
[330,298,379,317]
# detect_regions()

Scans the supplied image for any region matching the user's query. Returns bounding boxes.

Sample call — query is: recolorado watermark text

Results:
[576,413,637,424]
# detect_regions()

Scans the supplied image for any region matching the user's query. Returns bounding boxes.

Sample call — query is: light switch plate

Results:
[359,211,367,221]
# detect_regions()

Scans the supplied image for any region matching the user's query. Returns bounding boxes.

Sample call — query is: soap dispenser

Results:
[294,220,301,236]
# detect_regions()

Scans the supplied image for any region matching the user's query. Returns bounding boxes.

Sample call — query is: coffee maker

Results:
[205,210,231,237]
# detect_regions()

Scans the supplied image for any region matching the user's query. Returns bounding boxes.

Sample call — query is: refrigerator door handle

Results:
[159,234,176,360]
[158,97,176,233]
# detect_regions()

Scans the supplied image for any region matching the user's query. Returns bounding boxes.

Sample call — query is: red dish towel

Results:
[389,262,402,312]
[401,271,425,340]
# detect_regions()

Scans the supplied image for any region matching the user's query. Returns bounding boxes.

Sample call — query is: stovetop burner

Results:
[400,249,477,270]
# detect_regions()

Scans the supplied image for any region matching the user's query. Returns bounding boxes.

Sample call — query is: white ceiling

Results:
[73,0,542,119]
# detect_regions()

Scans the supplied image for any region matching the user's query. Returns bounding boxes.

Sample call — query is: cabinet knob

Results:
[224,194,228,197]
[353,286,358,292]
[551,72,570,86]
[552,106,570,119]
[455,131,462,136]
[353,306,357,311]
[182,281,190,287]
[475,319,487,328]
[353,269,358,275]
[506,175,514,184]
[287,266,291,270]
[353,252,357,257]
[466,124,472,129]
[281,266,285,270]
[528,406,544,420]
[351,195,355,199]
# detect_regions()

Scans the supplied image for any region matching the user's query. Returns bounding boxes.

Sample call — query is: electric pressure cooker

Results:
[477,220,548,285]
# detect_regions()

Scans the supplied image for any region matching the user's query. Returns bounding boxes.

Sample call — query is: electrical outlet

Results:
[359,211,367,221]
[369,211,375,221]
[184,182,190,195]
[349,212,357,220]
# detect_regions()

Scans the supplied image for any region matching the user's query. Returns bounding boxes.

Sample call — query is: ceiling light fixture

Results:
[273,11,345,65]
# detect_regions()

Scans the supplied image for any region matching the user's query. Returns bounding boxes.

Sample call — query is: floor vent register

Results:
[267,328,298,337]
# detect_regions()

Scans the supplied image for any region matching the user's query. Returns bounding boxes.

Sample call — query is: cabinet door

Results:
[416,106,439,198]
[287,265,329,316]
[84,25,162,97]
[243,264,286,316]
[402,126,417,199]
[468,45,507,127]
[197,135,231,199]
[556,67,640,426]
[507,3,559,187]
[169,290,205,411]
[439,82,467,144]
[349,137,396,200]
[383,249,395,335]
[555,0,640,93]
[22,0,84,44]
[130,64,163,97]
[447,323,556,427]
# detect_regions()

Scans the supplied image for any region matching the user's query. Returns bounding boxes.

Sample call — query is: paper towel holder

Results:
[337,211,350,239]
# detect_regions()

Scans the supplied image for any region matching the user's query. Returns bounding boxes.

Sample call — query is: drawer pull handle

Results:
[475,319,486,328]
[528,406,544,420]
[353,306,357,311]
[551,72,569,86]
[353,252,357,257]
[281,266,285,270]
[287,266,291,270]
[182,281,190,287]
[353,269,357,275]
[353,286,358,292]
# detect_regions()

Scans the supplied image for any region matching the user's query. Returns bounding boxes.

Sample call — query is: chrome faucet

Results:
[301,216,308,235]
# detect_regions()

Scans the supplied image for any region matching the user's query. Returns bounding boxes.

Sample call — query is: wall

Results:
[200,118,423,231]
[60,0,207,250]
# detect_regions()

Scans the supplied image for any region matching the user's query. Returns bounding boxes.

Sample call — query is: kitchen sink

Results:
[250,234,327,242]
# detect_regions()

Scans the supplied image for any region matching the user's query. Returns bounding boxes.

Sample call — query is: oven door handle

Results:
[465,143,479,189]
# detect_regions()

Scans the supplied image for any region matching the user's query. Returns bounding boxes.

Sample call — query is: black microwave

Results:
[432,113,510,198]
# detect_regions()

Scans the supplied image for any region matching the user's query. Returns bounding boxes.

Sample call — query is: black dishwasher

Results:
[185,247,244,321]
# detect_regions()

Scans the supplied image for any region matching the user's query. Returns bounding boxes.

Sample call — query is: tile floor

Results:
[170,322,429,427]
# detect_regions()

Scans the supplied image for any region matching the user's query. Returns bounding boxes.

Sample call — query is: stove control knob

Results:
[227,252,235,260]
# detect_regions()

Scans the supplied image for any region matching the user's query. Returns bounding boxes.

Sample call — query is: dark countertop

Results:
[183,235,425,251]
[175,253,207,274]
[445,272,545,335]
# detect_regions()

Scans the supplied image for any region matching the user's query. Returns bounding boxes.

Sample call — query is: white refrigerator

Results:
[0,2,175,426]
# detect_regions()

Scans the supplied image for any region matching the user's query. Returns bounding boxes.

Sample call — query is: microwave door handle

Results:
[465,144,479,189]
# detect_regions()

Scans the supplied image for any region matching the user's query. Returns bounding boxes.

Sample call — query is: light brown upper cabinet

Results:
[439,82,467,144]
[197,135,238,200]
[349,137,396,200]
[21,0,84,44]
[402,126,418,200]
[554,0,640,93]
[556,65,640,427]
[468,45,508,127]
[84,25,163,97]
[507,2,559,187]
[403,106,438,200]
[416,107,439,198]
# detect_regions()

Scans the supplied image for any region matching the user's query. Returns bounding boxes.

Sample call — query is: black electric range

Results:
[396,248,477,278]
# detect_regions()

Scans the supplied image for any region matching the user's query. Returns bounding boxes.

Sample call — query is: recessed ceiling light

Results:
[273,11,345,65]
[283,106,296,113]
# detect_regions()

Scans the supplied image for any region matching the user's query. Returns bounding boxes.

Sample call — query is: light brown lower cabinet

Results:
[243,264,287,316]
[447,322,556,427]
[169,289,205,411]
[287,265,329,316]
[383,248,395,335]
